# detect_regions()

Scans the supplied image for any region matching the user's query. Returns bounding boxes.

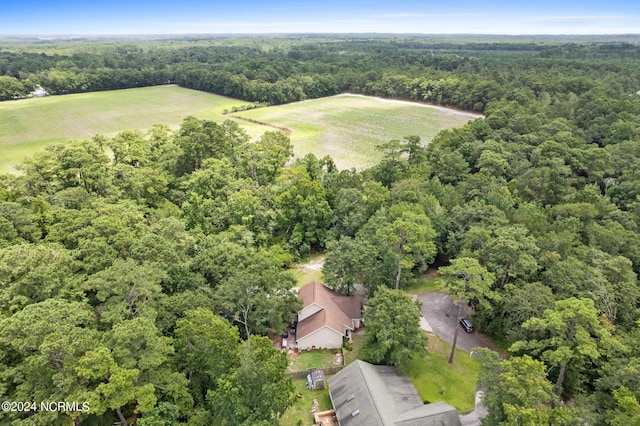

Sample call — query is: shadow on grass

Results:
[408,334,480,414]
[405,275,446,295]
[343,334,365,366]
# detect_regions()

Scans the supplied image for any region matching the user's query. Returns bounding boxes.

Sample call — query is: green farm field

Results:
[0,85,248,173]
[0,87,479,173]
[234,94,481,170]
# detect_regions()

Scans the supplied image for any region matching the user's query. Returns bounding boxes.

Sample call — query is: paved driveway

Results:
[415,292,494,426]
[416,292,496,353]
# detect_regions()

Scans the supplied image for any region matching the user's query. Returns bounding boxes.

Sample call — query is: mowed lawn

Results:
[280,378,332,426]
[234,94,480,170]
[408,334,481,414]
[0,85,247,172]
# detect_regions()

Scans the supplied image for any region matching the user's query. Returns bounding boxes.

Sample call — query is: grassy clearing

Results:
[405,275,446,295]
[235,94,476,170]
[289,254,325,287]
[0,85,247,173]
[343,334,365,366]
[287,349,342,373]
[280,378,333,426]
[408,334,480,414]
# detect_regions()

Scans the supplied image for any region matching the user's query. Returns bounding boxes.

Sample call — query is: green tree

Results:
[377,204,437,289]
[84,259,165,325]
[345,210,407,294]
[401,135,428,166]
[443,201,508,258]
[223,186,277,245]
[180,157,239,234]
[174,308,240,405]
[323,236,361,295]
[440,257,498,363]
[440,257,498,306]
[510,297,617,396]
[45,200,147,274]
[112,164,170,207]
[107,130,148,166]
[175,117,248,175]
[477,351,579,426]
[430,150,470,185]
[609,387,640,426]
[589,252,640,327]
[477,149,510,177]
[20,138,112,197]
[0,75,27,100]
[76,346,157,426]
[0,242,78,313]
[0,201,43,243]
[332,187,368,237]
[208,335,294,425]
[362,286,426,373]
[496,282,555,344]
[213,246,299,338]
[369,139,408,186]
[595,321,640,413]
[473,225,540,289]
[237,131,293,185]
[0,299,100,425]
[75,317,190,426]
[275,166,332,254]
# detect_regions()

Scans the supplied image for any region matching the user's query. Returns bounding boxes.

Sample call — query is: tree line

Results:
[2,36,640,111]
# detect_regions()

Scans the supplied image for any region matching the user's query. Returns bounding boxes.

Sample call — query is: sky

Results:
[2,0,639,35]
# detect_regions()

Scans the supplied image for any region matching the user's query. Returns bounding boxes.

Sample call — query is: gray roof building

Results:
[329,360,461,426]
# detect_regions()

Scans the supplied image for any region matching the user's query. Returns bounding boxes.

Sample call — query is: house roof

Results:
[328,360,461,426]
[297,282,362,341]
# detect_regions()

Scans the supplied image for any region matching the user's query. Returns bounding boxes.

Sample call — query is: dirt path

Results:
[296,256,325,272]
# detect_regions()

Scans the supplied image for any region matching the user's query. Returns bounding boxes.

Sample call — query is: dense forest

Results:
[1,35,640,425]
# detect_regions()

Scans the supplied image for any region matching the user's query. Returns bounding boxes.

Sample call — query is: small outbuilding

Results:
[307,368,326,390]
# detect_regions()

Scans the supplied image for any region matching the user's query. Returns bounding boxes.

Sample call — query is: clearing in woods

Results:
[0,85,246,172]
[0,87,479,173]
[233,93,480,170]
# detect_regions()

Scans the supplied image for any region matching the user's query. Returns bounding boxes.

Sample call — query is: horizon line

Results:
[2,32,640,37]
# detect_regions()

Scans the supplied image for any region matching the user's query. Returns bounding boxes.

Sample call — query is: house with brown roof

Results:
[295,281,362,351]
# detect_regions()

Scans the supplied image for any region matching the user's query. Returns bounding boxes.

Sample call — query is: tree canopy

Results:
[2,34,640,424]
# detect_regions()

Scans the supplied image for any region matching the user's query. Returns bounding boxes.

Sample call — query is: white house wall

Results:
[297,326,343,350]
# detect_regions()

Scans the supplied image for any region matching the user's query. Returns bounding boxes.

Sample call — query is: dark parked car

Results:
[460,317,474,333]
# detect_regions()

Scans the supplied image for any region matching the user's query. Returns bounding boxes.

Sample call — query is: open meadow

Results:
[0,87,479,173]
[0,85,247,172]
[233,94,480,170]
